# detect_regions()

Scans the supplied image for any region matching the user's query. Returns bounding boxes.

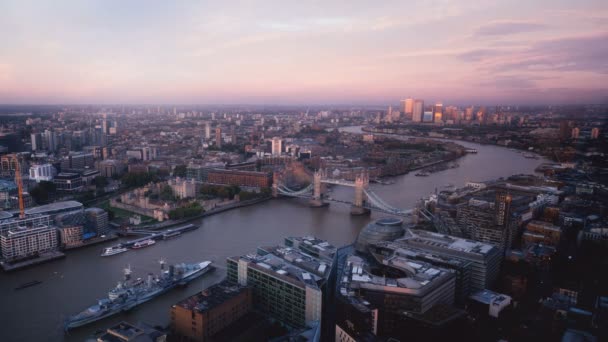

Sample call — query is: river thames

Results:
[0,126,549,341]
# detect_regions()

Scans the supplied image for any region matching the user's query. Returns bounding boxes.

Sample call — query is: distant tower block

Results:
[309,169,328,208]
[351,172,371,216]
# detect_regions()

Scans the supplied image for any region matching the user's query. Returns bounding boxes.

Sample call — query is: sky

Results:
[0,0,607,106]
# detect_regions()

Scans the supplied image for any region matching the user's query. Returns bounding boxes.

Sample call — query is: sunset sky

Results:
[1,0,607,105]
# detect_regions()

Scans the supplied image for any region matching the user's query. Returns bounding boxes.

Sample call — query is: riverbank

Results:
[0,251,66,272]
[129,196,272,231]
[360,125,546,159]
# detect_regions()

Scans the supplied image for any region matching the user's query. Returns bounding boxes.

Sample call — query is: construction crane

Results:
[12,155,25,219]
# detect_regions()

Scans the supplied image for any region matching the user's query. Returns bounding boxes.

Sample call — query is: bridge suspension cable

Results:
[363,189,413,216]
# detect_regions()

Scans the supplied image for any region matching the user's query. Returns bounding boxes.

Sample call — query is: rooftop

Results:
[174,281,249,314]
[24,201,83,215]
[231,249,325,289]
[470,290,511,305]
[404,229,498,257]
[342,253,454,296]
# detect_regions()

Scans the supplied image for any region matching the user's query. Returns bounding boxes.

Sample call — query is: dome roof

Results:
[355,218,404,253]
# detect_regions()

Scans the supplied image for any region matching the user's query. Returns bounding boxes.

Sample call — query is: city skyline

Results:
[1,0,607,105]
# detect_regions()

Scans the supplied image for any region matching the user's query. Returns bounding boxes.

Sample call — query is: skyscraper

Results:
[591,127,600,139]
[30,133,43,151]
[204,122,211,140]
[271,137,282,156]
[412,99,424,122]
[434,103,443,123]
[402,98,414,119]
[215,127,222,148]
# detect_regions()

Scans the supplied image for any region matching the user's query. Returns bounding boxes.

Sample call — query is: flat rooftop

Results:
[404,229,498,257]
[261,245,333,278]
[231,250,324,289]
[343,254,453,296]
[24,201,83,215]
[285,236,337,260]
[470,290,511,305]
[174,281,249,314]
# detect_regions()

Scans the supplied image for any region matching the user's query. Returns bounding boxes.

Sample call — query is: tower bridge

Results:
[274,169,421,218]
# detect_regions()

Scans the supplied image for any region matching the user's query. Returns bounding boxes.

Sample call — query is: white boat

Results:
[132,239,156,249]
[101,246,128,257]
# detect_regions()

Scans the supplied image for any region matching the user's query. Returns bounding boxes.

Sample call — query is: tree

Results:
[160,184,175,201]
[173,164,187,177]
[94,176,109,189]
[29,181,57,204]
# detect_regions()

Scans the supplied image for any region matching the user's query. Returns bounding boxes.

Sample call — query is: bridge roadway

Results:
[280,192,414,218]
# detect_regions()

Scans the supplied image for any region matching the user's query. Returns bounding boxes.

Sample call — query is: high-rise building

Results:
[271,137,282,156]
[434,103,443,123]
[591,127,600,139]
[412,99,424,122]
[44,130,57,152]
[571,127,580,139]
[30,133,43,151]
[226,248,326,329]
[215,127,222,148]
[402,98,414,119]
[423,111,434,122]
[205,122,211,140]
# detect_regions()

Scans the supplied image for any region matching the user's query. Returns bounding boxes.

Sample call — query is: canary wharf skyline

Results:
[1,0,607,105]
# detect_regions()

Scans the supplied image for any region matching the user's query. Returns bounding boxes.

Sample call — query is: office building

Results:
[571,127,580,139]
[170,281,252,341]
[284,236,337,262]
[53,172,84,192]
[29,164,56,182]
[85,207,109,236]
[369,240,474,304]
[355,218,405,253]
[60,152,94,170]
[522,220,561,247]
[402,98,414,119]
[434,103,443,123]
[31,133,43,151]
[335,245,463,340]
[204,122,211,140]
[206,169,272,188]
[271,137,282,156]
[395,229,501,292]
[215,127,222,148]
[423,111,434,122]
[186,163,225,182]
[227,247,327,329]
[413,99,424,122]
[591,127,600,139]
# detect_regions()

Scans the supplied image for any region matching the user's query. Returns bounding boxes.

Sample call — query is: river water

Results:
[0,126,549,341]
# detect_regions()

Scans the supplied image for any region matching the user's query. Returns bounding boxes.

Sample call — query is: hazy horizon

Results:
[1,0,607,105]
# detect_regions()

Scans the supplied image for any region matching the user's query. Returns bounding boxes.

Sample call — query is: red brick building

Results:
[206,169,272,188]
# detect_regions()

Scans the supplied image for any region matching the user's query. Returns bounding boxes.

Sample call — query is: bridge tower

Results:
[351,171,371,216]
[272,172,280,198]
[309,169,328,207]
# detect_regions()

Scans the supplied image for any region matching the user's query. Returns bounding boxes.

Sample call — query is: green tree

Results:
[94,175,109,189]
[160,184,175,201]
[173,164,187,177]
